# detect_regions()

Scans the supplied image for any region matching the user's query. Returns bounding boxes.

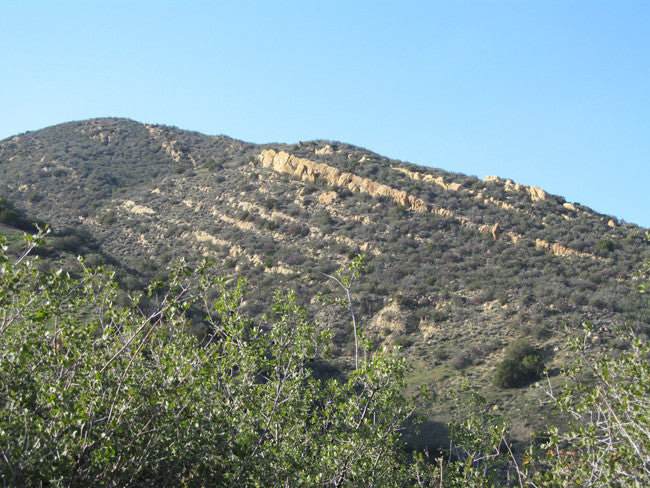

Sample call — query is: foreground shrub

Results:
[0,234,413,487]
[528,323,650,488]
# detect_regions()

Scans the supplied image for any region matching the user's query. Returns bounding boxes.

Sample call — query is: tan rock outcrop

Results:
[260,150,600,262]
[608,219,617,228]
[529,186,547,202]
[491,222,501,240]
[535,238,598,260]
[315,145,333,155]
[486,175,548,202]
[393,166,463,192]
[193,231,230,247]
[563,202,577,211]
[259,150,430,212]
[122,200,156,215]
[145,124,197,166]
[484,175,502,183]
[367,300,417,341]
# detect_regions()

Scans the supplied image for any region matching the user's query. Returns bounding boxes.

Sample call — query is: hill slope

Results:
[1,117,648,442]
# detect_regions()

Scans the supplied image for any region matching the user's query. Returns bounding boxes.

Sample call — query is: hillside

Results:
[1,117,648,443]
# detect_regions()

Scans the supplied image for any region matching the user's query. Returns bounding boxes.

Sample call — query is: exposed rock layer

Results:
[259,150,600,261]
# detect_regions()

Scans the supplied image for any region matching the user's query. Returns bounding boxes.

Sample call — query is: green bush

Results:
[597,238,615,252]
[203,158,223,171]
[493,338,544,388]
[503,337,537,362]
[0,235,414,487]
[263,197,280,210]
[100,211,117,225]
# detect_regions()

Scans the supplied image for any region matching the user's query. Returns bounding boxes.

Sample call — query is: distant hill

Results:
[1,117,647,444]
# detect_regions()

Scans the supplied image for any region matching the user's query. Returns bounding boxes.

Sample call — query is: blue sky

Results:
[1,1,648,227]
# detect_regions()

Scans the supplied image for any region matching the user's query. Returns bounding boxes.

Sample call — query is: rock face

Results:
[121,200,156,215]
[259,149,430,212]
[367,300,418,342]
[314,144,334,155]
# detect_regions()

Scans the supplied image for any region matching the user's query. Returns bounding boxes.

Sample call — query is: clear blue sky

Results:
[1,1,648,227]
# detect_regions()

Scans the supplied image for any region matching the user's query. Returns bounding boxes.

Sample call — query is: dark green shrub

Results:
[27,192,42,203]
[265,220,279,231]
[263,197,280,210]
[597,239,615,253]
[0,209,21,227]
[203,158,223,171]
[318,212,335,226]
[503,338,537,361]
[50,235,83,253]
[494,338,544,388]
[284,223,309,237]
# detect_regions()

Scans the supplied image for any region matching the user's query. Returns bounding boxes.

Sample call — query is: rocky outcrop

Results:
[491,222,501,240]
[260,150,599,262]
[259,150,430,212]
[529,186,547,202]
[367,300,418,342]
[534,238,599,260]
[121,200,156,215]
[314,144,334,155]
[484,176,548,202]
[398,167,526,214]
[563,202,577,211]
[392,166,462,192]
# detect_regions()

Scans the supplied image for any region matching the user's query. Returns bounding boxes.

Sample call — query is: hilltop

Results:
[0,118,647,444]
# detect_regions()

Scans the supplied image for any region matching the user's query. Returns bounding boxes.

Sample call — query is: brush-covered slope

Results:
[1,117,648,442]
